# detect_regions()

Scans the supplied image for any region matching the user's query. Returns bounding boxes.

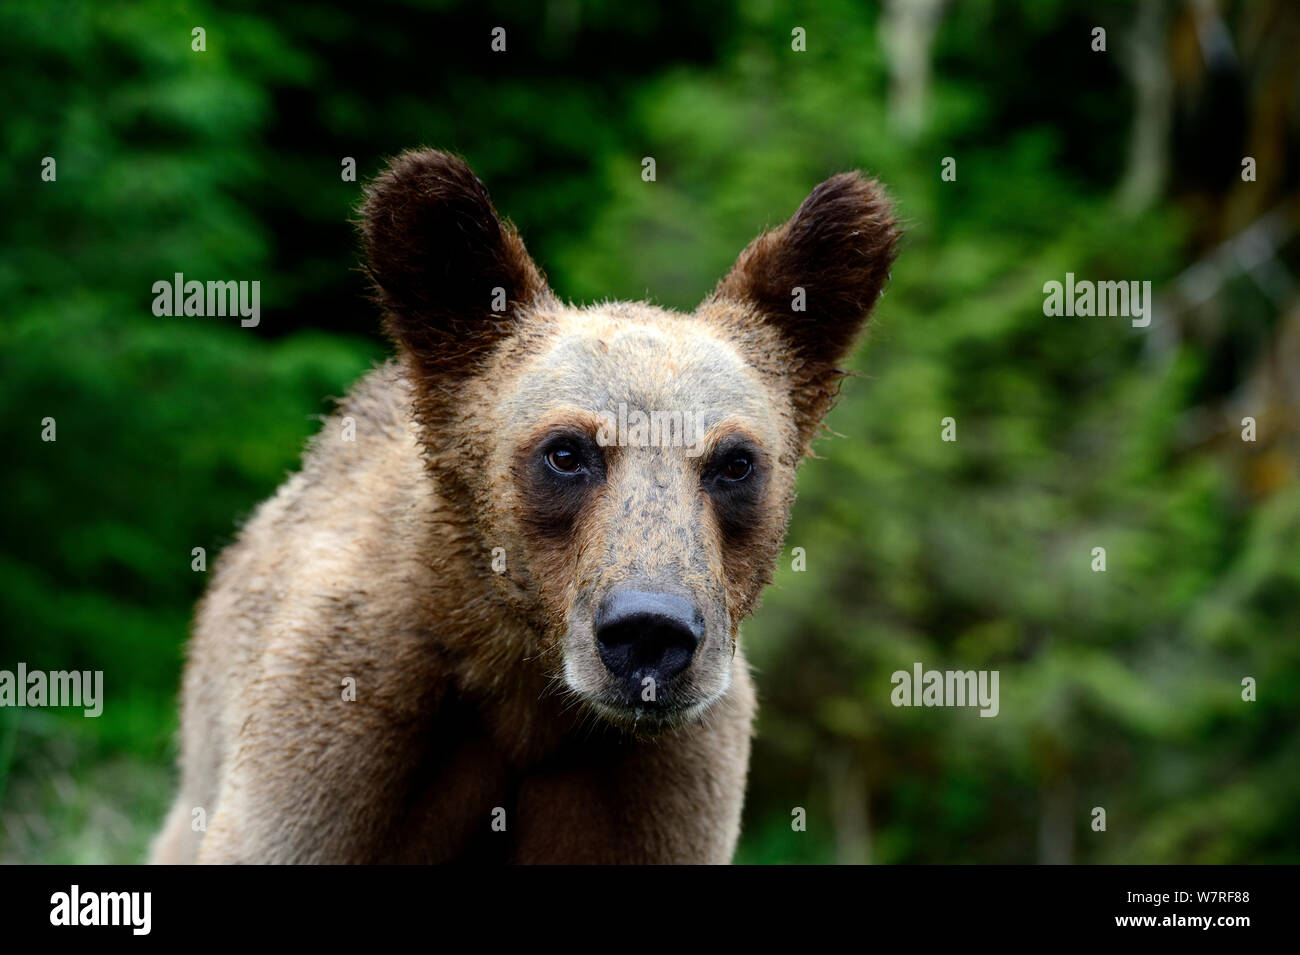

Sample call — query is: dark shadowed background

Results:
[2,0,1299,863]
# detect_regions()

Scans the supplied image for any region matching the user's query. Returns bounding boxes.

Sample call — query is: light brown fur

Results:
[152,150,898,864]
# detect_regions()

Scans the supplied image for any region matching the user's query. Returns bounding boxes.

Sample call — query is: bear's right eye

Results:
[545,444,585,475]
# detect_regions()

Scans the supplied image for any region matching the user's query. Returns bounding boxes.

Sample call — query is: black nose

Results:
[595,590,703,690]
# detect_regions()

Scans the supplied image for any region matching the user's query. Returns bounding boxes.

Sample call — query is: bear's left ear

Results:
[361,149,551,379]
[704,172,900,443]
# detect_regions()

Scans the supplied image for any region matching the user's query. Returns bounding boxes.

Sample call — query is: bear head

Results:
[361,149,898,731]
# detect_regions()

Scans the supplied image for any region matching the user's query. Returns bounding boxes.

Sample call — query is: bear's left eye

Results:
[718,453,753,482]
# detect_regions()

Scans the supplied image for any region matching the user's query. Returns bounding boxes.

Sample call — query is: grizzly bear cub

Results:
[152,149,898,863]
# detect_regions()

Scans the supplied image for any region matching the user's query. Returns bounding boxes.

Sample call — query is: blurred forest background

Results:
[2,0,1299,864]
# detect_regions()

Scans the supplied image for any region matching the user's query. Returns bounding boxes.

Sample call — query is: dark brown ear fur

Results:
[711,172,899,367]
[361,149,550,378]
[708,172,900,446]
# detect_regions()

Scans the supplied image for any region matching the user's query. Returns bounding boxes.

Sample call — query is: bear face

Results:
[468,302,789,728]
[362,149,898,732]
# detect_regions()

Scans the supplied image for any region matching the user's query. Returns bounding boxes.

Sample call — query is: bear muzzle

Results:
[593,588,704,701]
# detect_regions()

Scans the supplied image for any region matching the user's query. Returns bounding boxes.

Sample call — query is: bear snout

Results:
[593,588,704,697]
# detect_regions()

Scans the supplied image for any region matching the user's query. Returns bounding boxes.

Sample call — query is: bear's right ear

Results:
[361,149,550,377]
